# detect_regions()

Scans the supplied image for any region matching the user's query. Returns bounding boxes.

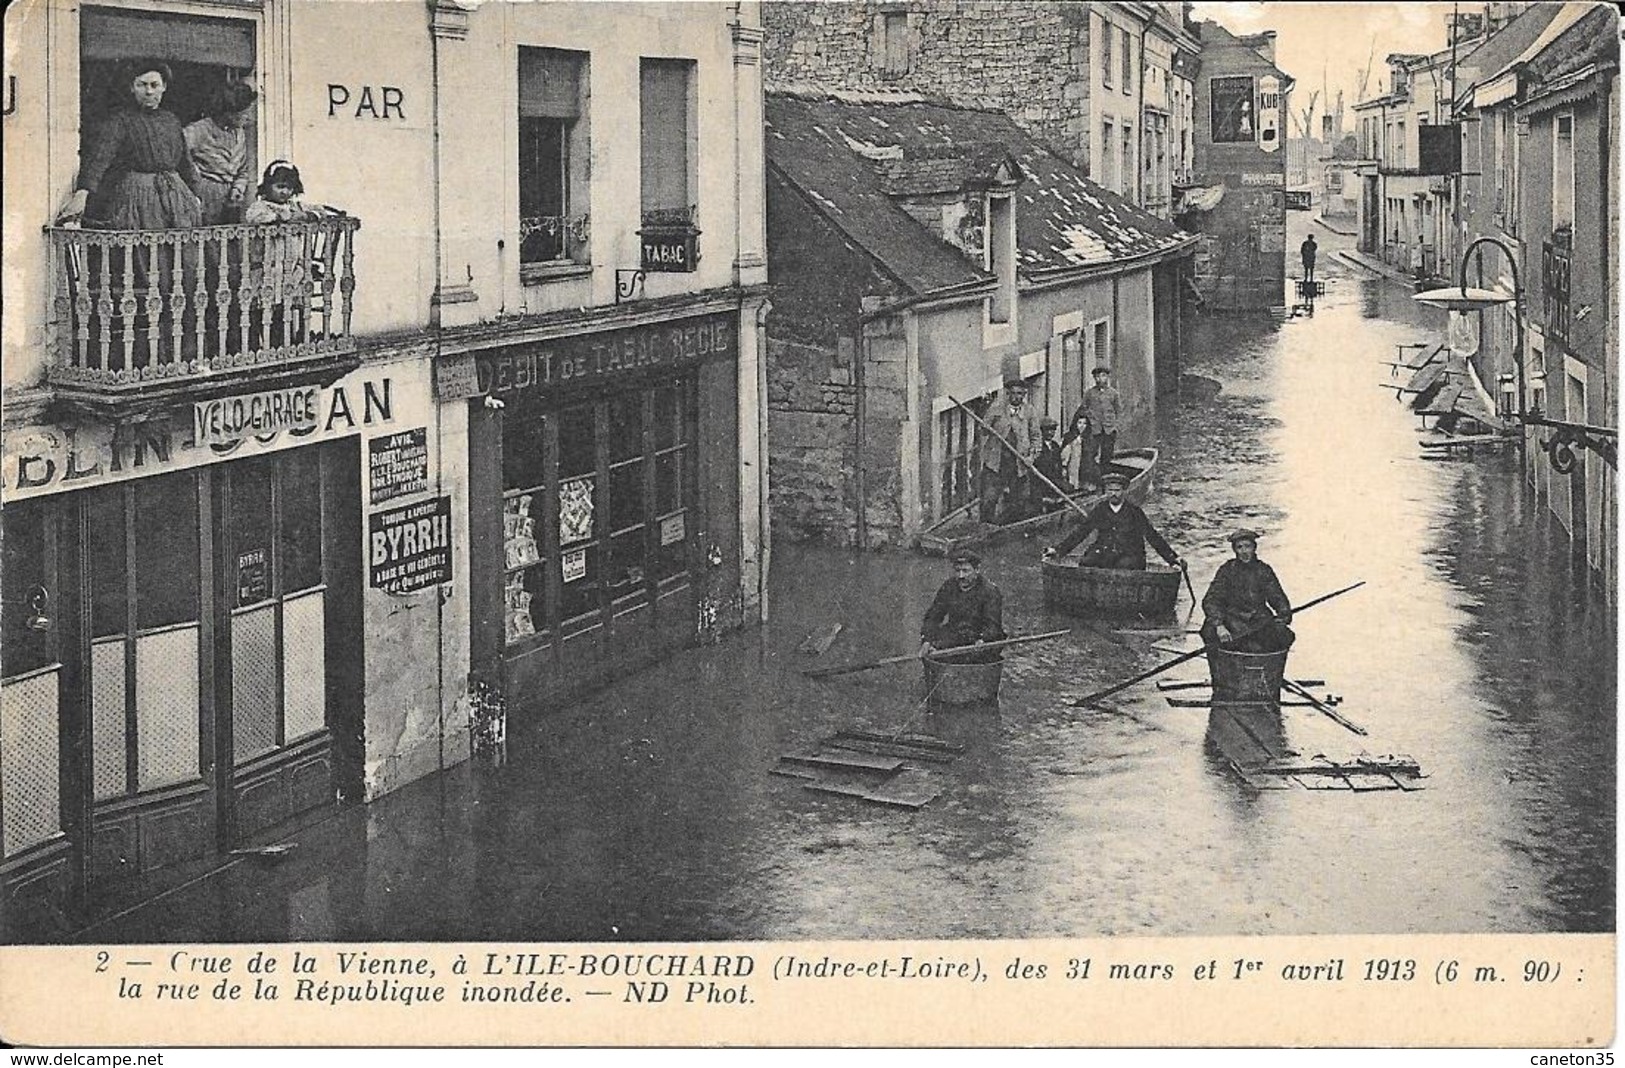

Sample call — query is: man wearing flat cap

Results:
[1062,366,1122,491]
[1032,415,1072,514]
[1042,472,1181,570]
[920,547,1006,664]
[1199,529,1294,653]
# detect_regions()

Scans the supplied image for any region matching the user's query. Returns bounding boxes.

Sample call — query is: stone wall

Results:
[762,1,1095,173]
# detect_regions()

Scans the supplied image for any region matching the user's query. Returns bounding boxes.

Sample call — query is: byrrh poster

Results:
[0,0,1616,1055]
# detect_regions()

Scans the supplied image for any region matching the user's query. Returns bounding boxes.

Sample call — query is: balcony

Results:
[44,216,361,420]
[1543,227,1572,346]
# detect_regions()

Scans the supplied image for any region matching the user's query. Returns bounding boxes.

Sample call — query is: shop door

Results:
[1,502,71,907]
[215,448,336,841]
[82,472,215,880]
[497,375,699,704]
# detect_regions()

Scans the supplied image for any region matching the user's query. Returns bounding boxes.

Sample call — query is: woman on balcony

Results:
[185,83,258,225]
[57,62,203,231]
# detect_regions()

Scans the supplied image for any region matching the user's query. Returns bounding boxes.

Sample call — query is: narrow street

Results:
[75,215,1614,946]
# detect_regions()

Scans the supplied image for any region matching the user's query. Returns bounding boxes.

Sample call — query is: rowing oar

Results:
[1179,560,1197,604]
[1066,581,1366,707]
[948,396,1090,524]
[1281,677,1367,736]
[802,629,1070,679]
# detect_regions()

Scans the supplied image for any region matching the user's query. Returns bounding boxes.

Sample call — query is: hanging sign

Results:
[369,428,429,504]
[369,495,453,593]
[659,512,686,547]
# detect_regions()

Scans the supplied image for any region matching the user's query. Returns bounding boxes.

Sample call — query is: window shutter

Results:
[519,48,582,120]
[640,60,692,215]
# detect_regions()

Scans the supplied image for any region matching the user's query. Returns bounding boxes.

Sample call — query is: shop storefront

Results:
[0,366,416,930]
[464,309,742,709]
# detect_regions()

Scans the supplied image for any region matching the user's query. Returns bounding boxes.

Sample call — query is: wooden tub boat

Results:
[922,655,1003,707]
[1207,645,1290,704]
[1042,560,1182,617]
[915,447,1158,557]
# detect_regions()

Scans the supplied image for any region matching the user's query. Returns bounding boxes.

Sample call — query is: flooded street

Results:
[79,217,1614,945]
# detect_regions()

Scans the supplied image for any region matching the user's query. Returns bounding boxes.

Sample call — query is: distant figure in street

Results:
[920,547,1006,664]
[1032,416,1072,513]
[1199,529,1294,653]
[1411,235,1427,279]
[1043,471,1181,571]
[1063,366,1122,491]
[977,381,1038,524]
[1300,233,1318,282]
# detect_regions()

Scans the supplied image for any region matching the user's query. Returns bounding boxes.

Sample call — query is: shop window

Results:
[135,472,200,630]
[518,47,591,274]
[1,504,55,679]
[639,58,699,257]
[501,376,696,649]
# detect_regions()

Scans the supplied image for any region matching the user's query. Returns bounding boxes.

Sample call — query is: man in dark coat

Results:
[920,547,1006,664]
[1042,471,1181,570]
[1300,233,1318,282]
[1199,529,1294,653]
[1032,416,1072,514]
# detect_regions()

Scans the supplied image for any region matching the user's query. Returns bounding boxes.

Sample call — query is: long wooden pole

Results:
[1067,581,1366,706]
[949,395,1090,523]
[1281,677,1367,736]
[803,629,1070,679]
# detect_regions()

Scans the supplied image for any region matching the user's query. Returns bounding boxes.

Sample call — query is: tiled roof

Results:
[765,89,1192,296]
[1522,3,1618,84]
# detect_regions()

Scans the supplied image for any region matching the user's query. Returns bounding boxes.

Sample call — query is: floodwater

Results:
[69,217,1614,945]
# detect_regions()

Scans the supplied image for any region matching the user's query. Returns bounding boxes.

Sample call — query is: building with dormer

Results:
[763,88,1194,547]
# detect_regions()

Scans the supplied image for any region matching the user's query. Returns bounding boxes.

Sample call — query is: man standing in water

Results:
[920,547,1006,664]
[1300,232,1318,283]
[1200,529,1294,653]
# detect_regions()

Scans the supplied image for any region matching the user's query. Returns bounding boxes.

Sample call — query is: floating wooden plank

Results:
[1292,774,1352,790]
[797,623,845,656]
[1165,697,1318,708]
[803,781,878,801]
[781,751,905,773]
[769,765,819,780]
[1254,756,1423,777]
[1228,760,1292,789]
[804,777,940,810]
[825,738,959,764]
[1156,679,1213,692]
[863,769,943,809]
[1344,772,1401,792]
[834,730,966,755]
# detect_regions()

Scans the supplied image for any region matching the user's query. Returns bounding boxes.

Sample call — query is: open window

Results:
[78,6,257,224]
[519,47,591,277]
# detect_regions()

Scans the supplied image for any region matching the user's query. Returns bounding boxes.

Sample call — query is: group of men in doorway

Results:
[976,366,1124,525]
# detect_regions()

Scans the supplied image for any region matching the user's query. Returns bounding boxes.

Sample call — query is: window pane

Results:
[505,562,547,645]
[558,543,600,622]
[654,519,688,582]
[280,449,323,593]
[608,392,644,464]
[609,462,645,534]
[135,472,199,630]
[228,457,275,608]
[1,503,53,676]
[653,384,680,451]
[519,118,568,263]
[502,407,548,494]
[607,530,647,601]
[655,449,685,515]
[88,490,127,639]
[557,403,596,478]
[503,494,546,646]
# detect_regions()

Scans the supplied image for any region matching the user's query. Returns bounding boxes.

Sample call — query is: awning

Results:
[1175,185,1225,214]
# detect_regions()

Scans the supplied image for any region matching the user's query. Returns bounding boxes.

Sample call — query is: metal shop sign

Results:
[369,495,452,593]
[477,313,733,399]
[641,230,700,273]
[369,428,429,504]
[194,386,321,447]
[1239,172,1285,187]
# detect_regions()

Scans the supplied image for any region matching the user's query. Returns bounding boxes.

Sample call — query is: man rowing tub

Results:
[920,547,1006,664]
[1199,528,1294,652]
[1041,470,1183,571]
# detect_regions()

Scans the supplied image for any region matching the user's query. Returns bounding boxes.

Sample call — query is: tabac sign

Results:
[477,313,734,399]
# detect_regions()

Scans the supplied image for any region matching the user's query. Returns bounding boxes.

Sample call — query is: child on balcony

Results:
[244,160,341,224]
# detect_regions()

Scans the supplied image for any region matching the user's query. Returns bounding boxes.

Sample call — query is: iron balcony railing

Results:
[44,215,360,392]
